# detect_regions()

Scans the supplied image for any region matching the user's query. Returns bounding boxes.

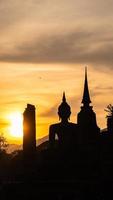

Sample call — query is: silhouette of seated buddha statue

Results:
[49,93,78,149]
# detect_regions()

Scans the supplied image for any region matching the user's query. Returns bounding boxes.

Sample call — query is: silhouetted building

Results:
[23,104,36,156]
[49,93,78,149]
[77,68,100,145]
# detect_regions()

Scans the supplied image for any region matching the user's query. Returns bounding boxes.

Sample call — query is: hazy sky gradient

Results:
[0,0,113,143]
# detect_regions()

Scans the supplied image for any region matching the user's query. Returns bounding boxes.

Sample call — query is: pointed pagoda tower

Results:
[82,67,91,107]
[77,67,100,144]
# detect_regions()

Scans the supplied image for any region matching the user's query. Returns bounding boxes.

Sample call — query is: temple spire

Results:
[82,67,91,106]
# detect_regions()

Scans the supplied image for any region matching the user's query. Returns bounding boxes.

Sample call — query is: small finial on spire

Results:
[63,92,66,102]
[85,66,87,77]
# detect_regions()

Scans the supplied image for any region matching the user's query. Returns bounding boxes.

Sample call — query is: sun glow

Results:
[9,112,23,138]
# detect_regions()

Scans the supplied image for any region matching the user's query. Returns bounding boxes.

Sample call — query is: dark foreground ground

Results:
[0,139,113,199]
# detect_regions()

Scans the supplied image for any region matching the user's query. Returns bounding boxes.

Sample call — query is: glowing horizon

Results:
[8,112,23,138]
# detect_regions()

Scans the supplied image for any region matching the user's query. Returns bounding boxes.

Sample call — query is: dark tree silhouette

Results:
[105,104,113,134]
[0,133,8,153]
[105,104,113,117]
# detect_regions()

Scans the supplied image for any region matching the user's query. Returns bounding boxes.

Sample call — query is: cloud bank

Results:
[0,0,113,70]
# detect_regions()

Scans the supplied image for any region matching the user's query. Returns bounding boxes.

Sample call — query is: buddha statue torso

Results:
[49,93,78,149]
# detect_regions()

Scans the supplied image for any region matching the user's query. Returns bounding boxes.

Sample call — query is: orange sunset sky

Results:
[0,0,113,144]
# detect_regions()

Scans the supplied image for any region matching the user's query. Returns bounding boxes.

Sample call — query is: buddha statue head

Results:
[58,92,71,121]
